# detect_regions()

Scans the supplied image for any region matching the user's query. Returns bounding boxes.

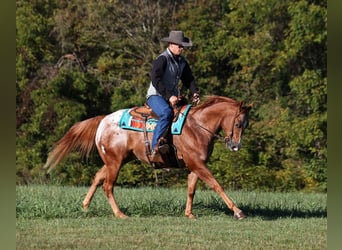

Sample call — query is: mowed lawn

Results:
[16,185,327,250]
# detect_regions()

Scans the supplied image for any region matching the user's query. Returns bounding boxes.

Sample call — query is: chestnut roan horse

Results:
[44,95,252,220]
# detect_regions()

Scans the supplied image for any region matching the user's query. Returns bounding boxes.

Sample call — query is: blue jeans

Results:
[147,95,174,149]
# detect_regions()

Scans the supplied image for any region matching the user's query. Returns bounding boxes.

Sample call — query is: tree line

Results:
[16,0,327,192]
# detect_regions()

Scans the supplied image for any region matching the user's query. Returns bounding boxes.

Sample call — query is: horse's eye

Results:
[235,123,241,128]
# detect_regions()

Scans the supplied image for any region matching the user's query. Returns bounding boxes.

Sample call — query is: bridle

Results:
[195,122,228,143]
[195,110,244,145]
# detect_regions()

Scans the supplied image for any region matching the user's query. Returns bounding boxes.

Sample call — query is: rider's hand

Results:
[192,92,200,105]
[169,95,178,106]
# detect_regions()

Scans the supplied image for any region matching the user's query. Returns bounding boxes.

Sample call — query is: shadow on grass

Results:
[76,202,327,220]
[241,205,326,220]
[194,202,327,220]
[114,198,327,219]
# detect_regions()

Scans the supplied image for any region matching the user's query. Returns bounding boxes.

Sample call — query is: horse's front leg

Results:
[189,161,246,220]
[82,165,106,210]
[185,172,199,219]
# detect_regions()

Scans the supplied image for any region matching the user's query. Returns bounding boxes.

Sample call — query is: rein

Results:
[194,108,243,144]
[195,122,230,143]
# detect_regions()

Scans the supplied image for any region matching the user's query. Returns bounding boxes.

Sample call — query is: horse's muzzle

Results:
[225,137,241,151]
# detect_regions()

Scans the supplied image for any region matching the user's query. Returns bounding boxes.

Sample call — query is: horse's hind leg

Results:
[82,165,106,210]
[103,161,128,219]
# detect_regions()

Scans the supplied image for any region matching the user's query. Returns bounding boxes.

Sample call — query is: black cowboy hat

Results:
[161,30,193,47]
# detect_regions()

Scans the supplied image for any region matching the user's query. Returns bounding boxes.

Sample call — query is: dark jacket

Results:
[146,48,197,100]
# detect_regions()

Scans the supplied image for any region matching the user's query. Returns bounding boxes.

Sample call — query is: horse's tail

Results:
[43,115,106,172]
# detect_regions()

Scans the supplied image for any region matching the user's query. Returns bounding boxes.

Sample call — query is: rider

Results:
[146,30,200,161]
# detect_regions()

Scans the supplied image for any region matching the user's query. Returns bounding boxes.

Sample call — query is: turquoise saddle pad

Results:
[119,104,192,135]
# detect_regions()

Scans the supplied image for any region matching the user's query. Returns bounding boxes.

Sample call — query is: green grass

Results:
[16,185,327,249]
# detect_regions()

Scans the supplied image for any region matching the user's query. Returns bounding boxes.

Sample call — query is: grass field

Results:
[16,185,327,249]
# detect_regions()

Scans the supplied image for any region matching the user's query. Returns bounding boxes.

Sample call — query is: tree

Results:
[16,0,327,191]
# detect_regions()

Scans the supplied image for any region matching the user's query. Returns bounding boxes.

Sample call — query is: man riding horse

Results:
[146,30,200,161]
[43,31,252,220]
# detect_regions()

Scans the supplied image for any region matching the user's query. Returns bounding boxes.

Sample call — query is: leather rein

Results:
[195,122,231,144]
[194,110,243,144]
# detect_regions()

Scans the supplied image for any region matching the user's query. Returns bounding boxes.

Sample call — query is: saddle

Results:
[129,104,157,120]
[129,104,180,122]
[128,103,187,169]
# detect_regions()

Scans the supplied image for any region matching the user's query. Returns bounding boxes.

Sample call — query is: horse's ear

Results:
[239,101,245,110]
[247,102,254,110]
[240,101,253,113]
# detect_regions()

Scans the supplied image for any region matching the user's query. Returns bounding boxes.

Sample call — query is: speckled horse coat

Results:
[44,96,252,220]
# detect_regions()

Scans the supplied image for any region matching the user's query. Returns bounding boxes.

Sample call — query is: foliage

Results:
[16,0,327,192]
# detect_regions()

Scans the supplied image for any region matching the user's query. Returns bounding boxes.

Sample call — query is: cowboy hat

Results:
[161,30,193,47]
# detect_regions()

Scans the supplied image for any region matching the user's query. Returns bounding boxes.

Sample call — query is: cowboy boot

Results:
[151,137,167,162]
[151,147,160,162]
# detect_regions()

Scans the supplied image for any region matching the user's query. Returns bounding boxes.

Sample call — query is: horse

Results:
[44,95,252,220]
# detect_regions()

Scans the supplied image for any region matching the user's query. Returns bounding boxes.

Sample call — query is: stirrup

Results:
[151,149,160,162]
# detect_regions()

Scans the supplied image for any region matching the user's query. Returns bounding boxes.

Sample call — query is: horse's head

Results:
[224,101,252,152]
[191,96,252,152]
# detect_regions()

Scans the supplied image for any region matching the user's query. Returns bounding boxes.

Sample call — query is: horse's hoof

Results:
[186,214,197,220]
[116,212,129,219]
[234,211,247,220]
[82,204,89,212]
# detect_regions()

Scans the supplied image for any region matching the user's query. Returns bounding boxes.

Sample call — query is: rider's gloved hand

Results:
[169,95,178,107]
[192,92,200,105]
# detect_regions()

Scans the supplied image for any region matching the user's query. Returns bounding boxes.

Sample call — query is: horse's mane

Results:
[192,95,240,112]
